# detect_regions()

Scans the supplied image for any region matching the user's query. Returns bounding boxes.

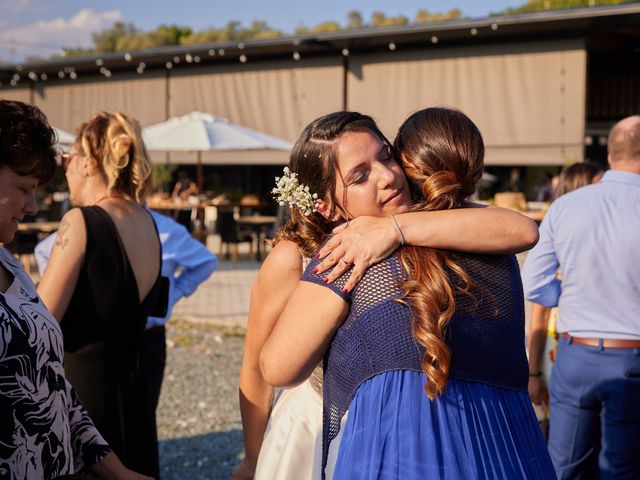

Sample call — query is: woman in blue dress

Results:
[261,107,555,479]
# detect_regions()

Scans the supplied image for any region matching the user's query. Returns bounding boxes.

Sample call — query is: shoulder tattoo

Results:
[55,219,71,250]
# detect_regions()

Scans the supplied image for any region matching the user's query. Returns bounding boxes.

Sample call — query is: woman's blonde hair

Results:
[394,107,483,399]
[76,111,152,203]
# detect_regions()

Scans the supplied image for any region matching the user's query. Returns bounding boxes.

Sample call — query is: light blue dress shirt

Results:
[35,209,218,329]
[522,170,640,340]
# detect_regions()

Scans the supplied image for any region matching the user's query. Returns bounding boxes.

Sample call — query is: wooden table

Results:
[18,221,60,234]
[237,216,277,261]
[519,210,546,222]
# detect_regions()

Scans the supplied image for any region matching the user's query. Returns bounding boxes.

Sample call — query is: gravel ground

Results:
[157,320,246,480]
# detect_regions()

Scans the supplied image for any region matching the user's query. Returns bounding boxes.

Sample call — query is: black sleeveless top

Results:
[62,206,163,375]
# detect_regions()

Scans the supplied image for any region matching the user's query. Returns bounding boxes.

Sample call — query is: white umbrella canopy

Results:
[54,127,75,145]
[142,111,293,152]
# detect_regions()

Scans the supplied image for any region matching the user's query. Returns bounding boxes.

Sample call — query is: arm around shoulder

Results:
[396,205,539,254]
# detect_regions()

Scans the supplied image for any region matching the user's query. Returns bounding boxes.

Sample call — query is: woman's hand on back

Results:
[315,216,402,292]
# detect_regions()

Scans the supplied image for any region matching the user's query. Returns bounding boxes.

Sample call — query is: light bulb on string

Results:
[293,51,301,61]
[239,54,247,63]
[388,42,396,51]
[430,36,439,44]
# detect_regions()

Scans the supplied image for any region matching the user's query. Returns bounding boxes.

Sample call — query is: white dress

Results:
[254,366,324,480]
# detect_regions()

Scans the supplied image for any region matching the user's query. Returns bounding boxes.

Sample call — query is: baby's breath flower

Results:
[272,166,318,216]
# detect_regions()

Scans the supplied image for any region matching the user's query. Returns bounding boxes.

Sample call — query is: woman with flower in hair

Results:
[38,112,165,478]
[260,107,554,479]
[234,110,541,479]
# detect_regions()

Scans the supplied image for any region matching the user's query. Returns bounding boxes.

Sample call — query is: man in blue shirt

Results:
[523,115,640,479]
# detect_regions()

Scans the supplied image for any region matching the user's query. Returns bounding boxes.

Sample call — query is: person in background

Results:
[523,116,640,479]
[527,162,605,409]
[171,170,198,200]
[35,208,218,445]
[536,172,555,202]
[37,111,165,478]
[0,99,151,479]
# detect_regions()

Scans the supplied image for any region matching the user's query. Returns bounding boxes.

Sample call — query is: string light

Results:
[342,48,350,56]
[28,71,38,81]
[238,42,245,49]
[293,51,301,61]
[124,52,133,62]
[69,71,78,80]
[491,23,499,30]
[239,54,247,63]
[165,61,173,69]
[194,55,201,63]
[470,28,478,35]
[218,48,225,56]
[40,73,48,81]
[96,58,104,66]
[58,71,65,79]
[431,35,439,44]
[173,56,180,63]
[185,53,193,63]
[388,42,396,51]
[208,49,215,56]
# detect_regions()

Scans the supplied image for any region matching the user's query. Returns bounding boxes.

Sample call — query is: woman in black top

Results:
[0,100,151,479]
[38,112,164,478]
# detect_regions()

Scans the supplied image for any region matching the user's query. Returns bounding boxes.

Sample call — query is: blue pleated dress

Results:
[302,250,555,480]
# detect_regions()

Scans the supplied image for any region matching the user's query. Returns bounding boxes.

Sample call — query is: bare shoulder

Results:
[55,208,86,251]
[263,240,303,272]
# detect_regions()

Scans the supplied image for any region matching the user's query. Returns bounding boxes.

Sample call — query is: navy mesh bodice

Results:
[301,249,529,476]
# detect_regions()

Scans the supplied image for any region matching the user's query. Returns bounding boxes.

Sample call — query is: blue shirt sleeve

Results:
[522,208,562,307]
[301,250,351,304]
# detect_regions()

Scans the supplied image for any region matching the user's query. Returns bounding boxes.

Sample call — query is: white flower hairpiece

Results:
[272,166,318,216]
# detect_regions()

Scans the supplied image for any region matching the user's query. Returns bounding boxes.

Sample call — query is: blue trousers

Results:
[549,335,640,479]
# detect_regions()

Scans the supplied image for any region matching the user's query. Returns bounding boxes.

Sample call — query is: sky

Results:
[0,0,523,62]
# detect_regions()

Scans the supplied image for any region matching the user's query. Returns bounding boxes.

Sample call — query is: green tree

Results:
[92,22,139,52]
[415,8,462,23]
[496,0,637,15]
[347,10,364,29]
[310,21,342,33]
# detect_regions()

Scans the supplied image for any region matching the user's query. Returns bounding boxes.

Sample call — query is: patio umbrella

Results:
[54,127,75,148]
[142,111,293,190]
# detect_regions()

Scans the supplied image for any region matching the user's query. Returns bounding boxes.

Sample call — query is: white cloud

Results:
[0,9,122,62]
[0,0,34,14]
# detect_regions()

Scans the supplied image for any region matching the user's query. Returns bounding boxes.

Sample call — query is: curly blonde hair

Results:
[394,107,484,399]
[76,111,152,203]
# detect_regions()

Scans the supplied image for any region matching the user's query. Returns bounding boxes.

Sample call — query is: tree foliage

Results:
[49,1,633,60]
[495,0,637,15]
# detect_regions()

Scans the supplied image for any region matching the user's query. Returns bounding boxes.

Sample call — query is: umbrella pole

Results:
[197,152,203,193]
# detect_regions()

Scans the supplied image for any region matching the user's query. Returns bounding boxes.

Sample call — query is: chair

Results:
[216,208,254,262]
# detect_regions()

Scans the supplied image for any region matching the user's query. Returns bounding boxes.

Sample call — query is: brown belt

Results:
[561,332,640,349]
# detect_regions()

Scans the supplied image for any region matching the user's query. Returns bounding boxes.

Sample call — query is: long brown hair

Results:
[76,112,152,203]
[274,111,393,257]
[394,107,484,399]
[553,162,604,199]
